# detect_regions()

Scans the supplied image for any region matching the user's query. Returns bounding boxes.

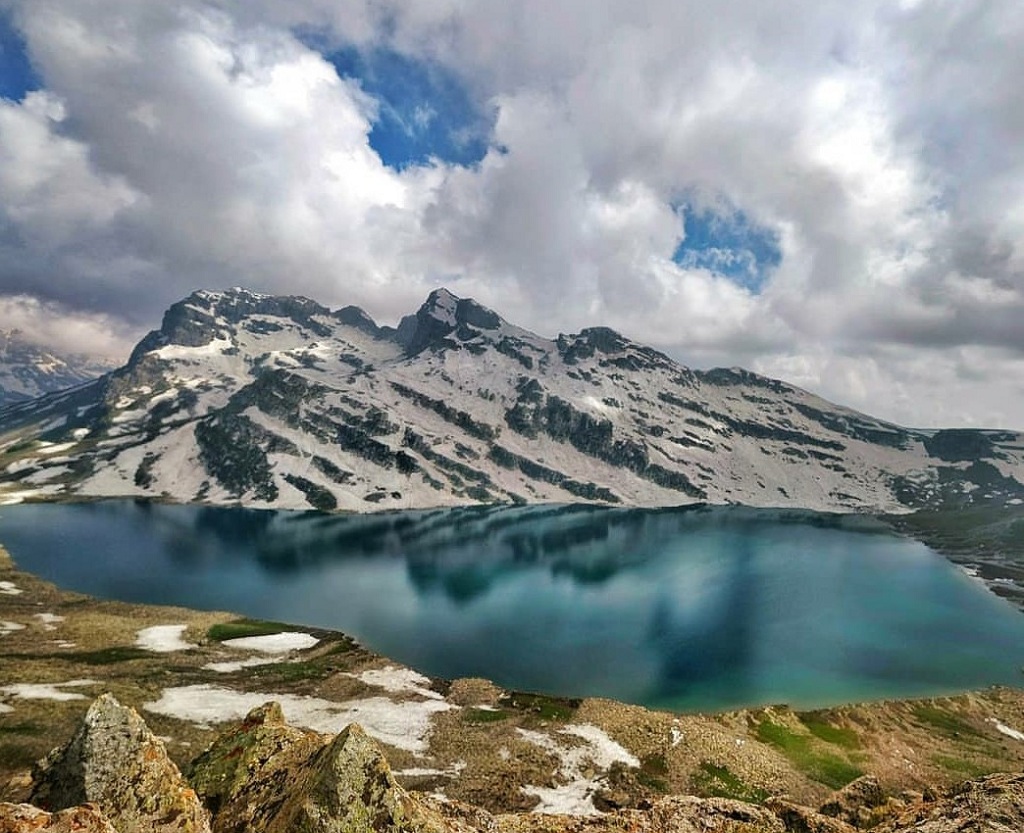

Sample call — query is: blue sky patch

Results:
[306,36,492,170]
[0,10,39,102]
[673,204,782,292]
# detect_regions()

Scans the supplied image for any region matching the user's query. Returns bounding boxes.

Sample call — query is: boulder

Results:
[187,701,322,831]
[818,775,886,827]
[29,693,210,833]
[764,797,857,832]
[190,704,456,833]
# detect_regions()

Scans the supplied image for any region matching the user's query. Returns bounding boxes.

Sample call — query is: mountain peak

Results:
[395,289,506,355]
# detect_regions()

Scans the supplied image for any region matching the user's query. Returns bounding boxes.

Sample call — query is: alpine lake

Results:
[1,500,1023,713]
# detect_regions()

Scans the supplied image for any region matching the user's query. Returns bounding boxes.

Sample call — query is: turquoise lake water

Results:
[1,501,1022,711]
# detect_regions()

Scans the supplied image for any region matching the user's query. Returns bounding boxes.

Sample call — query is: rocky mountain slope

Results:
[0,331,115,407]
[0,287,1022,514]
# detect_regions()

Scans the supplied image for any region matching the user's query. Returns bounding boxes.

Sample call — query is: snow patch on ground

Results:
[35,441,76,455]
[222,632,319,653]
[0,680,97,701]
[33,612,64,631]
[143,684,454,752]
[0,620,26,636]
[517,724,639,815]
[350,666,443,700]
[0,486,62,505]
[136,624,197,653]
[0,580,23,595]
[0,702,12,714]
[394,761,466,778]
[989,718,1024,742]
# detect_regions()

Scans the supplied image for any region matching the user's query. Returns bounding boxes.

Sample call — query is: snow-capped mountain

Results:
[0,330,115,406]
[1,287,1022,513]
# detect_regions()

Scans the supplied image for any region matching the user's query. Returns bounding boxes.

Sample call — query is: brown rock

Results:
[29,693,210,833]
[764,797,857,832]
[191,706,460,833]
[0,802,117,833]
[875,771,1024,833]
[818,775,885,827]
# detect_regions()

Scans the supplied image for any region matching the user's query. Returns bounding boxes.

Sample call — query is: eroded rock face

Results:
[29,693,210,833]
[0,803,117,833]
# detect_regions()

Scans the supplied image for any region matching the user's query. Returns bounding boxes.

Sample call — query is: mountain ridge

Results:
[0,329,116,407]
[1,286,1022,514]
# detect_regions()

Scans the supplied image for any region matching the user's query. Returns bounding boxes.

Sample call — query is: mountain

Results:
[0,330,116,406]
[0,286,1022,514]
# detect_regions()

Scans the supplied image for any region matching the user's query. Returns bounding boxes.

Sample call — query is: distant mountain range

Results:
[0,287,1022,514]
[0,330,115,406]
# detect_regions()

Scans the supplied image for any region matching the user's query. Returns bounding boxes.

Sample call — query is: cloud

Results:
[0,294,135,359]
[0,0,1022,427]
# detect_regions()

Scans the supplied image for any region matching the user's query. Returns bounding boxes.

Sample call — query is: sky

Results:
[0,0,1022,429]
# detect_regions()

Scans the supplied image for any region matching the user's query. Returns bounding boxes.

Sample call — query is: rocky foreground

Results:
[3,544,1024,832]
[4,693,1024,833]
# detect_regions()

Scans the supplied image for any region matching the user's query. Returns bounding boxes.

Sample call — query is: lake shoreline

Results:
[2,499,1023,715]
[3,539,1024,817]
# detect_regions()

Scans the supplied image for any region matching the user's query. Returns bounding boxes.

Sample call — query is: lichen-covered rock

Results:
[875,772,1024,833]
[0,802,117,833]
[188,701,323,831]
[283,722,449,833]
[29,694,210,833]
[191,706,456,833]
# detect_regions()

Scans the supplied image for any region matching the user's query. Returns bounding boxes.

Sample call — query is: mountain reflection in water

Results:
[1,501,1023,711]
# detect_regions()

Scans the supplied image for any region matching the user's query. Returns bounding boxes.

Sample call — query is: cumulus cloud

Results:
[0,0,1021,427]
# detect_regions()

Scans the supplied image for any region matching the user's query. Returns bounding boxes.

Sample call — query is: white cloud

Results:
[0,295,135,360]
[0,0,1022,427]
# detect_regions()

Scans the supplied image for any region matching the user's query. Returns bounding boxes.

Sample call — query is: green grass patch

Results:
[501,692,580,722]
[0,646,151,664]
[325,637,360,655]
[464,707,511,724]
[756,719,863,789]
[932,754,991,778]
[635,754,670,793]
[207,619,297,642]
[67,646,152,664]
[911,705,983,739]
[692,761,768,802]
[799,713,862,749]
[0,742,38,770]
[250,661,329,683]
[0,722,45,736]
